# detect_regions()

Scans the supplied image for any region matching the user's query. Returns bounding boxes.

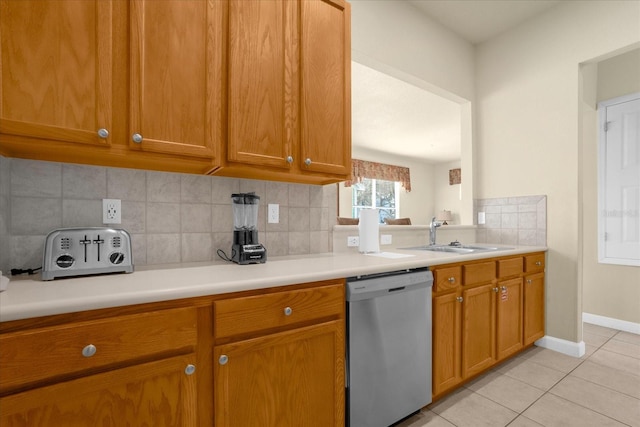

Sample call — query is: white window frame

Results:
[597,92,640,266]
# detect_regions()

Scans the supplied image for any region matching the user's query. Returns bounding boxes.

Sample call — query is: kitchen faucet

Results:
[429,216,441,246]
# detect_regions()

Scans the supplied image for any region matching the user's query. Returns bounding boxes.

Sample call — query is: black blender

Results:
[231,193,267,264]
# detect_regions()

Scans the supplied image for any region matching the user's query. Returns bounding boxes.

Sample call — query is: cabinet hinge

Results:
[604,121,611,132]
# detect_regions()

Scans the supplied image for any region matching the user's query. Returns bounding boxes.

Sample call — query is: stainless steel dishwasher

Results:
[346,267,433,427]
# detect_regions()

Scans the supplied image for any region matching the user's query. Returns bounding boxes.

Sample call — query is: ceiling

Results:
[352,0,562,164]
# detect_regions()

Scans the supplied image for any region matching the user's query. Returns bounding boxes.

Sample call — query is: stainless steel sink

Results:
[400,244,513,253]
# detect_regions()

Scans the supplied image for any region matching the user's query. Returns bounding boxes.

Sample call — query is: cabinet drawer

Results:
[497,257,523,278]
[0,307,197,392]
[463,261,496,286]
[214,282,344,340]
[433,266,462,292]
[525,253,545,272]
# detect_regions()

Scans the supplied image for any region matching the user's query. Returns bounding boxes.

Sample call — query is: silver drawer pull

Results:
[219,355,228,365]
[284,306,293,316]
[132,133,143,143]
[97,128,109,139]
[456,296,463,303]
[535,261,542,266]
[527,279,533,284]
[448,277,455,283]
[82,344,97,358]
[493,287,499,293]
[501,286,507,292]
[185,364,196,375]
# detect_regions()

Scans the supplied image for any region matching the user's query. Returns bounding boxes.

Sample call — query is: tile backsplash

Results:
[0,156,337,272]
[474,195,547,246]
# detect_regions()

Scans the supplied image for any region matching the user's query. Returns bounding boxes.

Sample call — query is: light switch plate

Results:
[381,234,392,245]
[478,211,486,225]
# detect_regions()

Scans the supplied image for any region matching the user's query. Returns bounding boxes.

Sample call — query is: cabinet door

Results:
[496,278,523,360]
[0,354,197,427]
[129,0,222,160]
[524,272,545,345]
[299,0,351,176]
[214,320,345,427]
[462,284,496,378]
[0,0,112,145]
[227,0,294,169]
[432,291,462,397]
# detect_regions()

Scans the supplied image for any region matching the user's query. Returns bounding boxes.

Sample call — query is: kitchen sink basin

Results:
[400,244,513,253]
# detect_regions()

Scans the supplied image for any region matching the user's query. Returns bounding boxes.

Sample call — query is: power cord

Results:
[216,249,235,263]
[11,266,42,276]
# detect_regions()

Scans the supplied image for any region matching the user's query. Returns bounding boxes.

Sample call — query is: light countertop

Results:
[0,245,546,323]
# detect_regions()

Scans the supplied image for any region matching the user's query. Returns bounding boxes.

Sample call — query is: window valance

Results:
[345,159,411,192]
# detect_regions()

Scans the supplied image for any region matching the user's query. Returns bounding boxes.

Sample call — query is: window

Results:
[352,178,400,223]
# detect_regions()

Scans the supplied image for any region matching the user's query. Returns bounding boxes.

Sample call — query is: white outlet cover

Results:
[268,204,279,223]
[380,234,392,245]
[103,199,121,224]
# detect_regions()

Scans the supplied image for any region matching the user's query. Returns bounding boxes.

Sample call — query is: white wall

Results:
[475,0,640,342]
[434,161,462,224]
[581,49,640,324]
[350,0,475,224]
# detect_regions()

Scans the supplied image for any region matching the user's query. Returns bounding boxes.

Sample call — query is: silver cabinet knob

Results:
[493,287,499,293]
[286,156,294,164]
[82,344,97,357]
[219,355,228,365]
[448,277,455,283]
[304,158,312,166]
[184,364,196,375]
[527,279,532,284]
[501,286,507,292]
[132,133,143,144]
[456,296,463,303]
[284,306,293,316]
[97,128,109,139]
[535,261,542,266]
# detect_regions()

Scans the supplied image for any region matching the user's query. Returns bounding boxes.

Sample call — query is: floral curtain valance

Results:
[345,159,411,192]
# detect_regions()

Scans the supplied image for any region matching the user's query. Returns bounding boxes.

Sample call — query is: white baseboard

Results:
[582,312,640,335]
[535,336,586,358]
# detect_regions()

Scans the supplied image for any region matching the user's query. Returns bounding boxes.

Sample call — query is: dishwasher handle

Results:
[346,270,433,302]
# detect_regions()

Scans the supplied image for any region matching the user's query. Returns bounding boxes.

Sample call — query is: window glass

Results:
[352,178,400,223]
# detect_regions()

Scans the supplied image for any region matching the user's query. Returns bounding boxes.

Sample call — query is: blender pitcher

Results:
[230,193,267,264]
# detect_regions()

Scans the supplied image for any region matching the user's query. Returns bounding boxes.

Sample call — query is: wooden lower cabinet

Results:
[523,272,545,345]
[0,354,197,427]
[213,320,344,427]
[496,278,523,360]
[432,252,545,400]
[432,291,462,396]
[461,283,496,378]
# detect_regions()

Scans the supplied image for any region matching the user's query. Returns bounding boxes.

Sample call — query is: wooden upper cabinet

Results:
[129,0,222,160]
[299,0,351,176]
[225,0,351,181]
[227,0,294,169]
[0,0,112,145]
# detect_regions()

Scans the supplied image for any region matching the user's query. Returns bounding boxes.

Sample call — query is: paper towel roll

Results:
[358,209,380,253]
[0,271,9,292]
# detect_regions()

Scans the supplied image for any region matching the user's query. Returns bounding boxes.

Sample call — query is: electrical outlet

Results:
[103,199,121,224]
[347,236,359,247]
[381,234,392,245]
[268,204,279,223]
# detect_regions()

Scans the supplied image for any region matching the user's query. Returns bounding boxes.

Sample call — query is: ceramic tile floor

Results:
[396,323,640,427]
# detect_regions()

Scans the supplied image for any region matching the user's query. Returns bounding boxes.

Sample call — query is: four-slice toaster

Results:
[42,227,134,281]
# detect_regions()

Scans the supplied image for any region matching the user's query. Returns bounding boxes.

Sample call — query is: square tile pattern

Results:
[1,158,339,270]
[398,323,640,427]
